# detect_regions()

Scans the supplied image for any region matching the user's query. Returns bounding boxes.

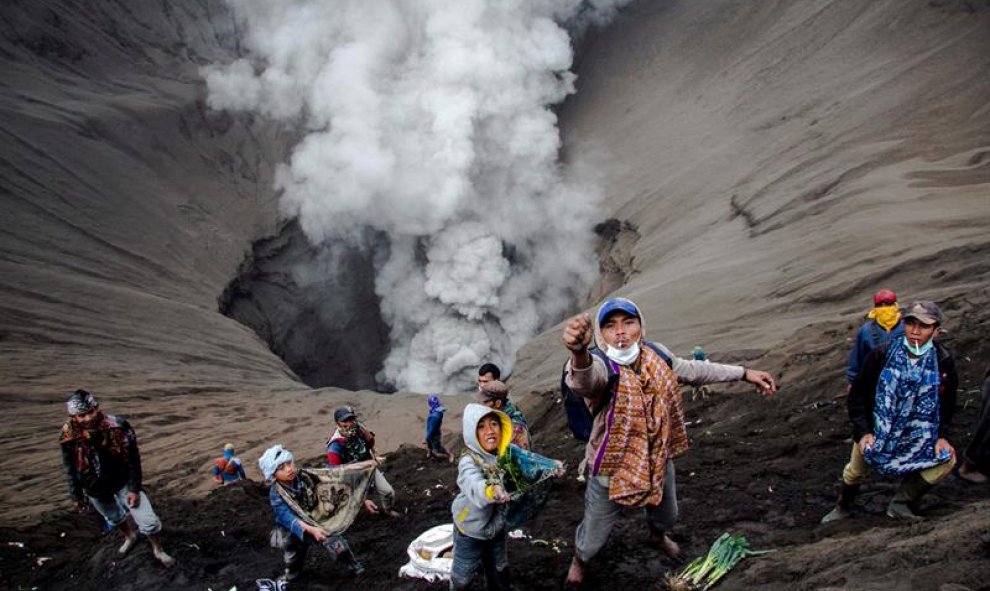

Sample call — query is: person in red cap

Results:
[842,289,905,396]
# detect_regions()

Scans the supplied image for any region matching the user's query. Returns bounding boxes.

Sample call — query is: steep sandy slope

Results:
[514,0,990,392]
[0,0,432,524]
[1,0,988,534]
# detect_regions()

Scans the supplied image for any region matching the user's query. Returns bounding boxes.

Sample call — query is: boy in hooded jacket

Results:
[450,403,563,590]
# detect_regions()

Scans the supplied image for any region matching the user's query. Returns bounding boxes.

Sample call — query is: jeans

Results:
[574,459,678,562]
[282,532,359,577]
[450,527,508,590]
[372,469,396,510]
[427,434,447,456]
[87,488,162,535]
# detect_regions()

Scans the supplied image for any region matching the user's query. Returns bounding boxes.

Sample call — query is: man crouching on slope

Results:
[561,297,777,586]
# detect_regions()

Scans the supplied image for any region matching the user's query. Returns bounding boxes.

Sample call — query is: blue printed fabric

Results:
[864,342,947,475]
[505,444,559,528]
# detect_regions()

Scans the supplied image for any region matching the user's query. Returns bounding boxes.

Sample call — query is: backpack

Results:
[560,342,673,441]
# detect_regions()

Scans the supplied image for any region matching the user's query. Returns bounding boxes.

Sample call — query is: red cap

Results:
[873,289,897,305]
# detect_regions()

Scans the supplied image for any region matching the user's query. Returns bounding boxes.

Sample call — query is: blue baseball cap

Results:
[596,297,641,327]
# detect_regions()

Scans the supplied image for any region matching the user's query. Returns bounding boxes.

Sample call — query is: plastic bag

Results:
[398,524,454,582]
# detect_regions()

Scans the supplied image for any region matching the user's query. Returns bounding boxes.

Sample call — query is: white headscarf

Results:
[258,444,294,480]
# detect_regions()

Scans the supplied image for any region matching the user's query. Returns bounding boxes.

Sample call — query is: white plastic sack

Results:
[397,523,454,583]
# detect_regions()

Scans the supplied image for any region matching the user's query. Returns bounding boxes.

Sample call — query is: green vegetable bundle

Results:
[665,532,772,591]
[497,451,528,495]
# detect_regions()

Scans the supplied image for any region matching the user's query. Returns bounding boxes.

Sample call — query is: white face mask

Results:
[605,341,640,365]
[902,335,934,357]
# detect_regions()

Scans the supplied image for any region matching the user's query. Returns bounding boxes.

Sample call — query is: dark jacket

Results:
[845,319,904,383]
[60,414,142,501]
[326,424,375,466]
[848,341,957,442]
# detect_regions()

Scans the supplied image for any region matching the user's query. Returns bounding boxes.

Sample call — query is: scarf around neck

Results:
[59,412,131,476]
[864,341,946,475]
[867,305,901,332]
[594,345,683,506]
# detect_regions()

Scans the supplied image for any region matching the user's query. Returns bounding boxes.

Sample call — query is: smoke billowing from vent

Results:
[204,0,630,391]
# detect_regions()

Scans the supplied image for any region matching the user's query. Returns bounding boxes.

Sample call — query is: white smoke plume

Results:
[204,0,631,392]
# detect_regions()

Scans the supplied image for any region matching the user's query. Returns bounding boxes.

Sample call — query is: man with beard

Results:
[59,389,175,567]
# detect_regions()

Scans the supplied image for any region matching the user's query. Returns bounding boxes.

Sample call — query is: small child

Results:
[450,403,563,590]
[259,445,366,581]
[424,395,452,461]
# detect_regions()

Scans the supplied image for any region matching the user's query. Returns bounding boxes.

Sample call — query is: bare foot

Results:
[959,464,988,483]
[565,557,584,585]
[649,532,681,559]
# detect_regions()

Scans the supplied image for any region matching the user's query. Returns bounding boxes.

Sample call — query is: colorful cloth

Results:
[501,400,531,449]
[326,426,375,466]
[213,456,247,483]
[593,345,683,506]
[867,305,901,332]
[66,390,98,415]
[59,412,140,500]
[864,342,947,475]
[273,467,373,537]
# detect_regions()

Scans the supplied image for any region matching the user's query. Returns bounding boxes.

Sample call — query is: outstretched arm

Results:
[665,345,776,395]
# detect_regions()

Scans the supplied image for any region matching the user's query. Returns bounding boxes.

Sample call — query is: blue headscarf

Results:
[428,395,445,413]
[864,341,947,474]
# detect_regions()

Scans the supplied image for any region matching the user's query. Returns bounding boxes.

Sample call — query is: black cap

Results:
[334,406,357,423]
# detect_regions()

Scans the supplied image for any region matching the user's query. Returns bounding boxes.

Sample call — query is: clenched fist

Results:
[563,313,593,352]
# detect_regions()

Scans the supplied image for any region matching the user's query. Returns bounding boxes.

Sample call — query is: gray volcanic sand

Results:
[1,0,989,589]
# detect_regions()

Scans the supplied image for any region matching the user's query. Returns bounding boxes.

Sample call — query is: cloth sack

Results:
[398,524,454,582]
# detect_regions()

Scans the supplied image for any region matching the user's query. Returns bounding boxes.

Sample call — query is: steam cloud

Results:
[204,0,630,392]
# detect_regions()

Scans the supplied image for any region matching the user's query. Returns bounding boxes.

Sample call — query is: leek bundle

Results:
[664,532,772,590]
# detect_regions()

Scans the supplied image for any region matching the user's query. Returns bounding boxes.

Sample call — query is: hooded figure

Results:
[424,395,451,460]
[452,404,514,540]
[450,404,563,590]
[449,404,514,590]
[475,381,531,449]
